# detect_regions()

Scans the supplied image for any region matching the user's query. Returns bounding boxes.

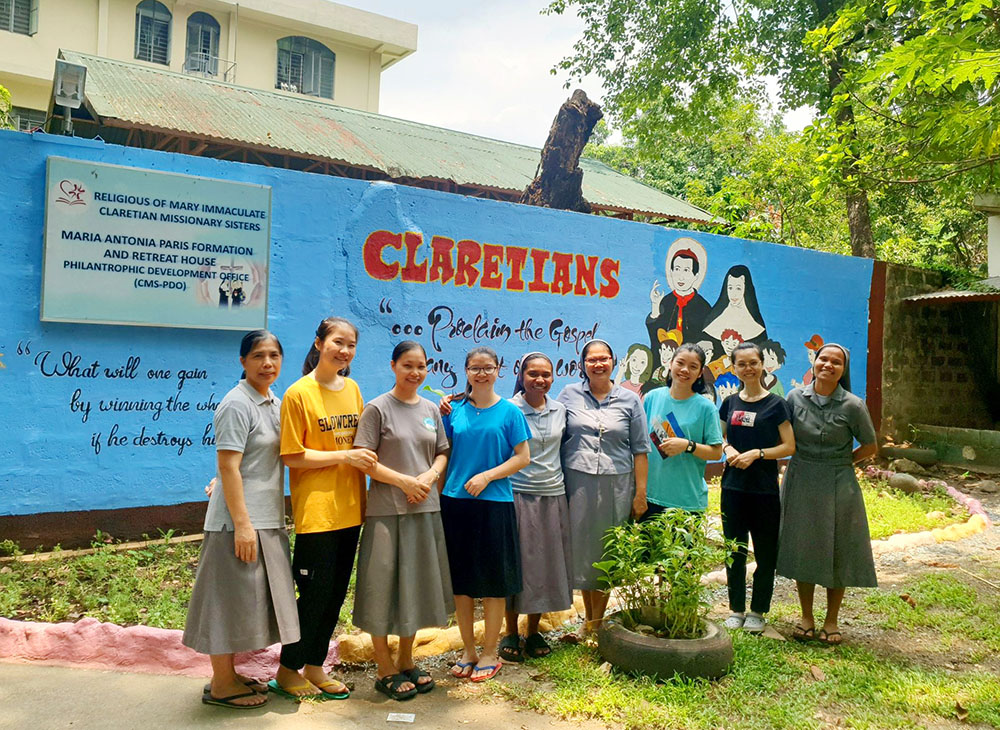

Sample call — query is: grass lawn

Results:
[0,532,200,629]
[0,476,970,634]
[707,475,966,540]
[0,530,358,631]
[498,571,1000,729]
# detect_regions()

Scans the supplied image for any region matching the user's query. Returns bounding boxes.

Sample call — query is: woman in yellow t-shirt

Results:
[269,316,378,701]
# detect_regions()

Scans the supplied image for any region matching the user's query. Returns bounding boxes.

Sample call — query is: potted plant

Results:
[594,508,734,680]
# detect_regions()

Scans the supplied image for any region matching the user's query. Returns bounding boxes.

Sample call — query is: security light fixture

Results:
[53,59,87,135]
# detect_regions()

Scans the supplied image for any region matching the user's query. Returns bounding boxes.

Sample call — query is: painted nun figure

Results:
[776,343,878,646]
[701,264,768,348]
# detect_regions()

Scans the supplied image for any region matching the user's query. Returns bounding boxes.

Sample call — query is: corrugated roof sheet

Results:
[61,50,718,224]
[904,277,1000,304]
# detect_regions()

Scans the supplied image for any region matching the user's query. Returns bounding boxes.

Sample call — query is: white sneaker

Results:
[724,613,745,630]
[743,614,766,634]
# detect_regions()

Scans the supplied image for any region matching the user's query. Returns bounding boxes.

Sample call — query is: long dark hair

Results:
[513,351,552,397]
[302,317,359,376]
[665,342,708,394]
[240,329,283,379]
[731,341,765,389]
[462,346,499,404]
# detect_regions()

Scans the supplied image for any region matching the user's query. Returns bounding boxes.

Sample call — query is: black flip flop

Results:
[202,689,269,709]
[498,633,524,662]
[524,632,552,658]
[792,625,816,643]
[402,666,435,693]
[203,678,266,695]
[818,629,843,645]
[374,673,418,701]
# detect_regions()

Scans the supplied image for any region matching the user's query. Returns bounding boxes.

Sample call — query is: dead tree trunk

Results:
[519,89,603,213]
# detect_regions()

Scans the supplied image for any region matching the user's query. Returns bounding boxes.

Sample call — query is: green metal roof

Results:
[61,50,717,224]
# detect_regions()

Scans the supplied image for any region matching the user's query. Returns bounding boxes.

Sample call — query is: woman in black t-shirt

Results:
[718,342,795,634]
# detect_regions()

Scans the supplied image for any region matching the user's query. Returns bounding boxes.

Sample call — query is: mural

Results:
[0,131,873,518]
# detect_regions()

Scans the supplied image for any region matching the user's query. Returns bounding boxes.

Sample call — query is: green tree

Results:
[809,0,1000,189]
[0,85,13,130]
[807,0,998,273]
[585,99,985,269]
[546,0,880,256]
[586,99,853,251]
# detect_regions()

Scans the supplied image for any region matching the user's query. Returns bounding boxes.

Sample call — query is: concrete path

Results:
[0,661,605,730]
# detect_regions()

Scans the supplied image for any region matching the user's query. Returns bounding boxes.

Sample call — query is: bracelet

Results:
[430,468,440,479]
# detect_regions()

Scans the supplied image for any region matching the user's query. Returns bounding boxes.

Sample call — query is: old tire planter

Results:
[597,612,733,680]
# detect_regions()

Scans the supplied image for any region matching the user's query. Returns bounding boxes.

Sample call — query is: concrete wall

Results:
[0,130,873,527]
[879,263,997,440]
[0,0,415,115]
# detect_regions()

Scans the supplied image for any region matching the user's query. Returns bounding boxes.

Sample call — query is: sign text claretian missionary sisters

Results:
[42,157,271,330]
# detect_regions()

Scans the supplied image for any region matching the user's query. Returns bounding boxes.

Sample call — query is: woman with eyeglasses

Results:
[439,346,531,682]
[556,339,650,636]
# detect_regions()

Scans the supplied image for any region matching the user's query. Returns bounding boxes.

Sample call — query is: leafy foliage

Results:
[0,85,13,131]
[552,0,996,267]
[595,509,733,639]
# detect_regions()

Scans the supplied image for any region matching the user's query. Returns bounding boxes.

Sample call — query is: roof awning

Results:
[904,277,1000,304]
[57,50,720,225]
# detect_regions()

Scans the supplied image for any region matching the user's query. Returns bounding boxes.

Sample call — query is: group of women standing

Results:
[181,319,877,710]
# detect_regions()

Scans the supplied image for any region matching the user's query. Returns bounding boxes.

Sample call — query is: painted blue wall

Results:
[0,130,874,517]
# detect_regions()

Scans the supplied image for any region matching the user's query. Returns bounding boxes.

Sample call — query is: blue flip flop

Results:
[450,660,475,679]
[470,661,502,682]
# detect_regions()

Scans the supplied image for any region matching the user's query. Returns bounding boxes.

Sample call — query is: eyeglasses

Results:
[467,366,497,375]
[584,356,612,365]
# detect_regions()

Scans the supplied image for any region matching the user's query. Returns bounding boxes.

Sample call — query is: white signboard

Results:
[42,156,271,330]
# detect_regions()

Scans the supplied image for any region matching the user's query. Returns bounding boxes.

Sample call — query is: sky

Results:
[359,0,814,149]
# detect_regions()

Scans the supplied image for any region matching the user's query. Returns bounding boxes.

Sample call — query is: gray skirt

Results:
[565,468,635,591]
[182,528,300,655]
[353,512,454,637]
[507,492,574,615]
[776,457,878,589]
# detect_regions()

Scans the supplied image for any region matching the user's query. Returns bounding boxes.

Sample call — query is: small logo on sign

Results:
[56,179,87,205]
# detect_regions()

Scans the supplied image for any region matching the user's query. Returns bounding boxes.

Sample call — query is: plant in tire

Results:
[595,510,733,639]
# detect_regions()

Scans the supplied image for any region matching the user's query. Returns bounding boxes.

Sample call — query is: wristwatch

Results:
[758,448,765,460]
[685,440,696,454]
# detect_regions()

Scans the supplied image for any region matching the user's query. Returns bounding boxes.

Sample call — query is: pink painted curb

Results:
[0,616,339,678]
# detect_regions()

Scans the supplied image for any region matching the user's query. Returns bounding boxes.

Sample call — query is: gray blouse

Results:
[556,381,650,476]
[508,393,567,496]
[786,384,876,465]
[204,380,285,531]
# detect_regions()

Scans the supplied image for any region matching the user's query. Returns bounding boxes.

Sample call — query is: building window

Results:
[135,0,171,65]
[12,106,45,131]
[276,36,334,99]
[184,11,220,76]
[0,0,38,35]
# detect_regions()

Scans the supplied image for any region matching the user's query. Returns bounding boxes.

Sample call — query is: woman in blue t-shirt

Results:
[718,342,795,635]
[440,346,531,683]
[642,343,724,516]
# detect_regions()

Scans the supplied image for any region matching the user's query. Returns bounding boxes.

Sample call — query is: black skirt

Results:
[440,495,522,598]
